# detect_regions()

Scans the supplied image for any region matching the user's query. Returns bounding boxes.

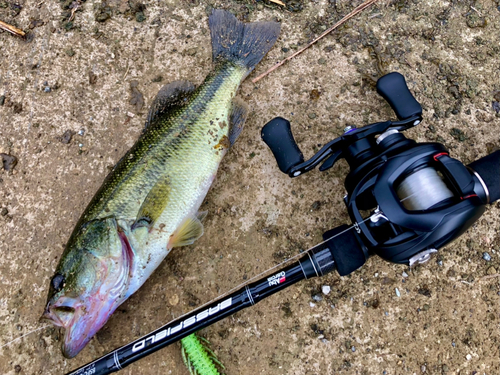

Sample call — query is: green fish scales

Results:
[86,63,246,226]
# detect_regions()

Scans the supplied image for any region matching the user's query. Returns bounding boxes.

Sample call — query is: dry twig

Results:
[481,273,500,280]
[252,0,380,83]
[268,0,285,6]
[69,2,82,22]
[0,20,26,38]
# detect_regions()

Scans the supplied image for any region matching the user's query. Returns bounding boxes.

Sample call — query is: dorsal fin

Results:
[145,80,196,129]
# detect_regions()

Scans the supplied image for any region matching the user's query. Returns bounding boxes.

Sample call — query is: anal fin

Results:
[134,174,171,229]
[168,212,207,248]
[145,80,196,129]
[228,98,248,146]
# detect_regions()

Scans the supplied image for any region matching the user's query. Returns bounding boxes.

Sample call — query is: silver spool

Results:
[397,167,454,210]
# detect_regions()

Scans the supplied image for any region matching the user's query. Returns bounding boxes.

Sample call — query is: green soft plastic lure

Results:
[181,333,225,375]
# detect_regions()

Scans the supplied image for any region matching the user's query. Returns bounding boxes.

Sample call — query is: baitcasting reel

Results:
[262,72,500,275]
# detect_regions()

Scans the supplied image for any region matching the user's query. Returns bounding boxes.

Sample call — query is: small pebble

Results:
[437,260,443,266]
[374,273,379,277]
[487,266,497,275]
[395,288,401,297]
[452,341,456,347]
[135,12,146,22]
[312,294,323,302]
[309,302,316,308]
[168,294,179,306]
[351,346,355,352]
[483,252,491,261]
[383,371,387,375]
[78,129,85,136]
[384,311,389,316]
[322,285,331,295]
[466,354,472,361]
[402,271,408,278]
[421,365,426,373]
[44,86,51,93]
[78,143,84,148]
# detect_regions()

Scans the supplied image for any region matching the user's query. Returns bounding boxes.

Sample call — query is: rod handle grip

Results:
[468,150,500,203]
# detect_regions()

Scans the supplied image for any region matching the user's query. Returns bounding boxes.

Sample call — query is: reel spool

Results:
[262,72,500,274]
[396,167,454,211]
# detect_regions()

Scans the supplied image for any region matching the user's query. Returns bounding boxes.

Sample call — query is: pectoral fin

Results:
[228,98,248,146]
[145,80,196,129]
[134,174,171,229]
[168,212,207,249]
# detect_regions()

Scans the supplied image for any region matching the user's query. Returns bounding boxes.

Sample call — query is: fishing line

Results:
[166,215,373,325]
[0,324,51,351]
[1,201,396,356]
[216,184,441,301]
[181,176,450,316]
[0,185,436,358]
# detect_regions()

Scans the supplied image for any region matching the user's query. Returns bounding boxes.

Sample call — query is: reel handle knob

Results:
[376,72,422,120]
[262,117,304,175]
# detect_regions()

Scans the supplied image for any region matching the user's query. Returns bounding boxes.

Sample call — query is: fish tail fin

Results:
[209,9,280,72]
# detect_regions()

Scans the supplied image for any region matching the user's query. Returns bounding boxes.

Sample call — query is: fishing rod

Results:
[66,72,500,375]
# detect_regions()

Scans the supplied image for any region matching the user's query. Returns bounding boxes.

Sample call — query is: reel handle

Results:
[261,117,304,174]
[376,72,422,120]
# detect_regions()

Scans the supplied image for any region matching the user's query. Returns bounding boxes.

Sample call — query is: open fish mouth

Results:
[42,292,122,358]
[42,227,135,358]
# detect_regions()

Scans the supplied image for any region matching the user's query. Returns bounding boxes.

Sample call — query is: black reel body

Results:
[262,72,495,274]
[346,140,485,264]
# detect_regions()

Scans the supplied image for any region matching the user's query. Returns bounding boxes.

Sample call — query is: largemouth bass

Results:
[42,10,280,358]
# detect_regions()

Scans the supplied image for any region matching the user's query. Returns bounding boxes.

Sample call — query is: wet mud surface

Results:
[1,0,500,374]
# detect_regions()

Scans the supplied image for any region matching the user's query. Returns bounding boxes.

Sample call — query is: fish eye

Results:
[50,273,65,293]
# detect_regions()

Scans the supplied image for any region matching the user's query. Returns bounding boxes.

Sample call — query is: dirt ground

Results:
[1,0,499,374]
